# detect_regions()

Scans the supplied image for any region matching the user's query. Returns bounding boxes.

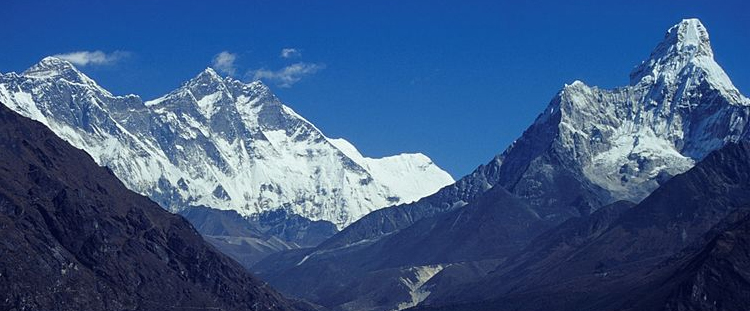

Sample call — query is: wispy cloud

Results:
[280,48,302,59]
[212,51,238,76]
[250,62,325,88]
[52,50,130,66]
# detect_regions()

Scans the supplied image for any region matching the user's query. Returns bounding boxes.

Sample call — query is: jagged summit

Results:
[22,56,76,76]
[630,19,712,83]
[628,19,745,102]
[191,67,271,90]
[187,67,228,88]
[148,67,273,106]
[520,18,750,211]
[20,56,113,97]
[201,66,222,78]
[23,57,86,82]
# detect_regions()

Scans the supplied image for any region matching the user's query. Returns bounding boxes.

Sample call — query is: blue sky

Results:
[2,1,749,177]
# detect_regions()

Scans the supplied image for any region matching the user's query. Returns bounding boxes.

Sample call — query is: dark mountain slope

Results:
[179,206,337,267]
[422,200,636,306]
[416,142,750,311]
[590,208,750,311]
[655,211,750,311]
[374,185,546,268]
[255,183,548,311]
[318,156,504,250]
[0,104,293,311]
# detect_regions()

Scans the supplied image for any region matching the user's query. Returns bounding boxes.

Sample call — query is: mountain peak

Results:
[180,67,230,101]
[39,55,73,66]
[189,67,225,85]
[23,56,82,79]
[665,18,712,57]
[21,56,112,96]
[563,80,588,90]
[248,79,270,90]
[201,67,222,79]
[629,18,715,86]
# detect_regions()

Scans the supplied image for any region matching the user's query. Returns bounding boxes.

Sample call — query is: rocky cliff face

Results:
[0,60,453,228]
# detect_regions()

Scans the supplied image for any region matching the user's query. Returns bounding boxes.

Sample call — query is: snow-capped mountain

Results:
[0,59,454,228]
[493,18,750,220]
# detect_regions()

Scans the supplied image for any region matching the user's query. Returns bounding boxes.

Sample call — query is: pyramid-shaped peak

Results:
[190,67,225,84]
[201,67,221,78]
[20,56,113,96]
[665,18,712,57]
[629,18,717,85]
[38,56,74,67]
[180,67,230,97]
[23,56,83,79]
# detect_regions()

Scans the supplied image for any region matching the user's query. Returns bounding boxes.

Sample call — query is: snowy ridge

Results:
[328,138,447,204]
[0,62,454,228]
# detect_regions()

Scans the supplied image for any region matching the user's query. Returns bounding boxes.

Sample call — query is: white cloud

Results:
[212,51,238,76]
[52,50,129,66]
[251,62,325,88]
[280,48,302,59]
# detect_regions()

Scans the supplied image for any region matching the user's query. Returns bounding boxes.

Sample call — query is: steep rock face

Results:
[0,60,454,228]
[0,104,293,311]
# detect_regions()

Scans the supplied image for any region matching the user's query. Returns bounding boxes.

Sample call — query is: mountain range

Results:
[0,62,454,229]
[253,18,750,311]
[2,17,749,311]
